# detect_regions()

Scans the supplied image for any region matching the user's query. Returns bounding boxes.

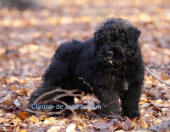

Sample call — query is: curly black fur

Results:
[29,18,144,118]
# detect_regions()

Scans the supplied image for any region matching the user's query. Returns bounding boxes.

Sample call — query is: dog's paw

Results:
[123,110,140,118]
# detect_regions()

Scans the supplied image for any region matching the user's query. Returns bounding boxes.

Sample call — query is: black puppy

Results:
[29,18,144,118]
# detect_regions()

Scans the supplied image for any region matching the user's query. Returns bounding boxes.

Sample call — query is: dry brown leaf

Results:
[9,85,17,90]
[152,119,162,125]
[66,123,76,132]
[16,89,27,96]
[19,129,27,132]
[17,111,30,120]
[152,105,162,112]
[161,72,169,80]
[92,118,112,129]
[141,118,148,128]
[47,126,62,132]
[27,115,39,123]
[39,114,47,121]
[43,117,58,126]
[137,118,148,129]
[12,118,22,126]
[0,117,10,124]
[5,97,11,105]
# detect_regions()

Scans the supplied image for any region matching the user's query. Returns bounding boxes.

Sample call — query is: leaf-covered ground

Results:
[0,0,169,131]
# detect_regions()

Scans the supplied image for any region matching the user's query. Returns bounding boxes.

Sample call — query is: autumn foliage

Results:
[0,0,169,131]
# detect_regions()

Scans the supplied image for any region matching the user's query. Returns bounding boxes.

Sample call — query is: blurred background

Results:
[0,0,169,77]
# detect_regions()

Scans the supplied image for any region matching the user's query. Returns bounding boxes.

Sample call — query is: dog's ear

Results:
[93,28,105,56]
[125,26,141,40]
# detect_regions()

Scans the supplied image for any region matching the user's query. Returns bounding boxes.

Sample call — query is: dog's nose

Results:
[106,51,113,58]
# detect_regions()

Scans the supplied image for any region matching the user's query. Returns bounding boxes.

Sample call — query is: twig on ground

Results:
[34,88,80,104]
[26,88,81,115]
[145,66,170,87]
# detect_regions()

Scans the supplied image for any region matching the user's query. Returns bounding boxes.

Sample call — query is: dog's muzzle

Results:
[105,51,114,65]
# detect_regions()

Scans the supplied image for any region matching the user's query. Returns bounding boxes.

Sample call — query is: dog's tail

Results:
[94,18,140,44]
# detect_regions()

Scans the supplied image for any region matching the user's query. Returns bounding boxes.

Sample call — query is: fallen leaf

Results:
[17,111,30,120]
[66,123,76,132]
[19,129,27,132]
[27,115,39,123]
[47,126,62,132]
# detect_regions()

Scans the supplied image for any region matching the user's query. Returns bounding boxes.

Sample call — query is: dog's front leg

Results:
[95,86,120,117]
